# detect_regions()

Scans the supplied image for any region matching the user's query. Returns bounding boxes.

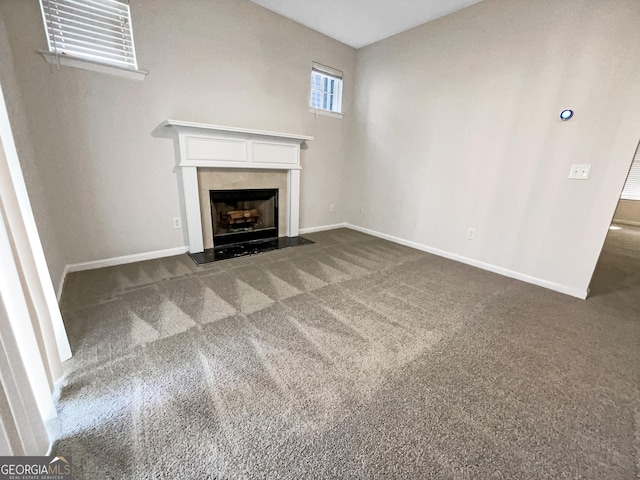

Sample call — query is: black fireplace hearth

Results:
[189,236,314,265]
[187,188,313,265]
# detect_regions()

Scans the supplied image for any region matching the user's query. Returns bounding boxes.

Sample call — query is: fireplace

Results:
[164,120,315,264]
[210,189,278,246]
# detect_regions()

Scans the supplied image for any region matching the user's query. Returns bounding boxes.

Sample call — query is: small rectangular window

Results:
[39,0,139,71]
[310,63,343,114]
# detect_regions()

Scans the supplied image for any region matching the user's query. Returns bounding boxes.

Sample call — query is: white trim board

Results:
[54,224,350,301]
[55,222,589,302]
[612,219,640,227]
[344,223,588,300]
[39,51,148,81]
[299,223,347,234]
[54,224,347,301]
[56,246,188,301]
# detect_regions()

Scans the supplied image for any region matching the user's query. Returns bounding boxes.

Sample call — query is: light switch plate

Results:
[569,164,591,180]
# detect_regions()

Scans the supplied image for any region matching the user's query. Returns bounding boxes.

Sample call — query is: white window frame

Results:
[620,144,640,201]
[38,0,147,81]
[309,62,344,119]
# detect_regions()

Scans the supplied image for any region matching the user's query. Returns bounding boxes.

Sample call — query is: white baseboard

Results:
[612,219,640,227]
[56,246,188,301]
[55,224,590,301]
[56,266,70,302]
[299,223,347,234]
[344,223,588,300]
[54,229,349,301]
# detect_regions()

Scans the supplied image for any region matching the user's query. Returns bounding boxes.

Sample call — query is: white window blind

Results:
[621,145,640,201]
[39,0,139,70]
[310,63,343,114]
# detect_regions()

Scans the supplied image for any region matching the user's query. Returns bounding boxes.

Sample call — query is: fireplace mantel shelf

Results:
[165,120,313,170]
[165,120,312,254]
[164,120,314,143]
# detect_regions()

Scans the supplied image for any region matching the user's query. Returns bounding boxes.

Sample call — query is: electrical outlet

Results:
[330,203,336,212]
[568,164,591,180]
[467,228,476,240]
[173,217,182,229]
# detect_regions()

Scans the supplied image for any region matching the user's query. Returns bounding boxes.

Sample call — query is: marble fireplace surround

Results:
[165,120,313,253]
[199,169,287,250]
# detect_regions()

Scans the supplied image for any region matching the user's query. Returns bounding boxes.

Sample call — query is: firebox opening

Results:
[210,189,278,246]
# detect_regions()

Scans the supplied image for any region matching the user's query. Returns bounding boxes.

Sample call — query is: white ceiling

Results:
[249,0,484,49]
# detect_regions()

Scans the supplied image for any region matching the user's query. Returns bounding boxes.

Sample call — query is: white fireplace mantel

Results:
[165,120,314,253]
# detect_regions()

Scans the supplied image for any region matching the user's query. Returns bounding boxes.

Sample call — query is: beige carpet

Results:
[50,228,639,479]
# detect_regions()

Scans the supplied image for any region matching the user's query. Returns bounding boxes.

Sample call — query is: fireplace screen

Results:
[210,189,278,246]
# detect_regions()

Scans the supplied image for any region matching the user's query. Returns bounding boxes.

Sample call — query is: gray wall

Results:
[347,0,640,297]
[0,5,65,290]
[0,0,356,291]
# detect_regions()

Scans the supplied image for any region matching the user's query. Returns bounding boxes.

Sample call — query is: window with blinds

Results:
[621,145,640,201]
[39,0,139,71]
[310,63,343,114]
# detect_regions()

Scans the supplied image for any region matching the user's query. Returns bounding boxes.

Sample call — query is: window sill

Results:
[39,51,147,81]
[308,108,344,119]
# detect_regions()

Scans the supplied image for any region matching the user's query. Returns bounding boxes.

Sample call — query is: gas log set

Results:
[220,209,261,231]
